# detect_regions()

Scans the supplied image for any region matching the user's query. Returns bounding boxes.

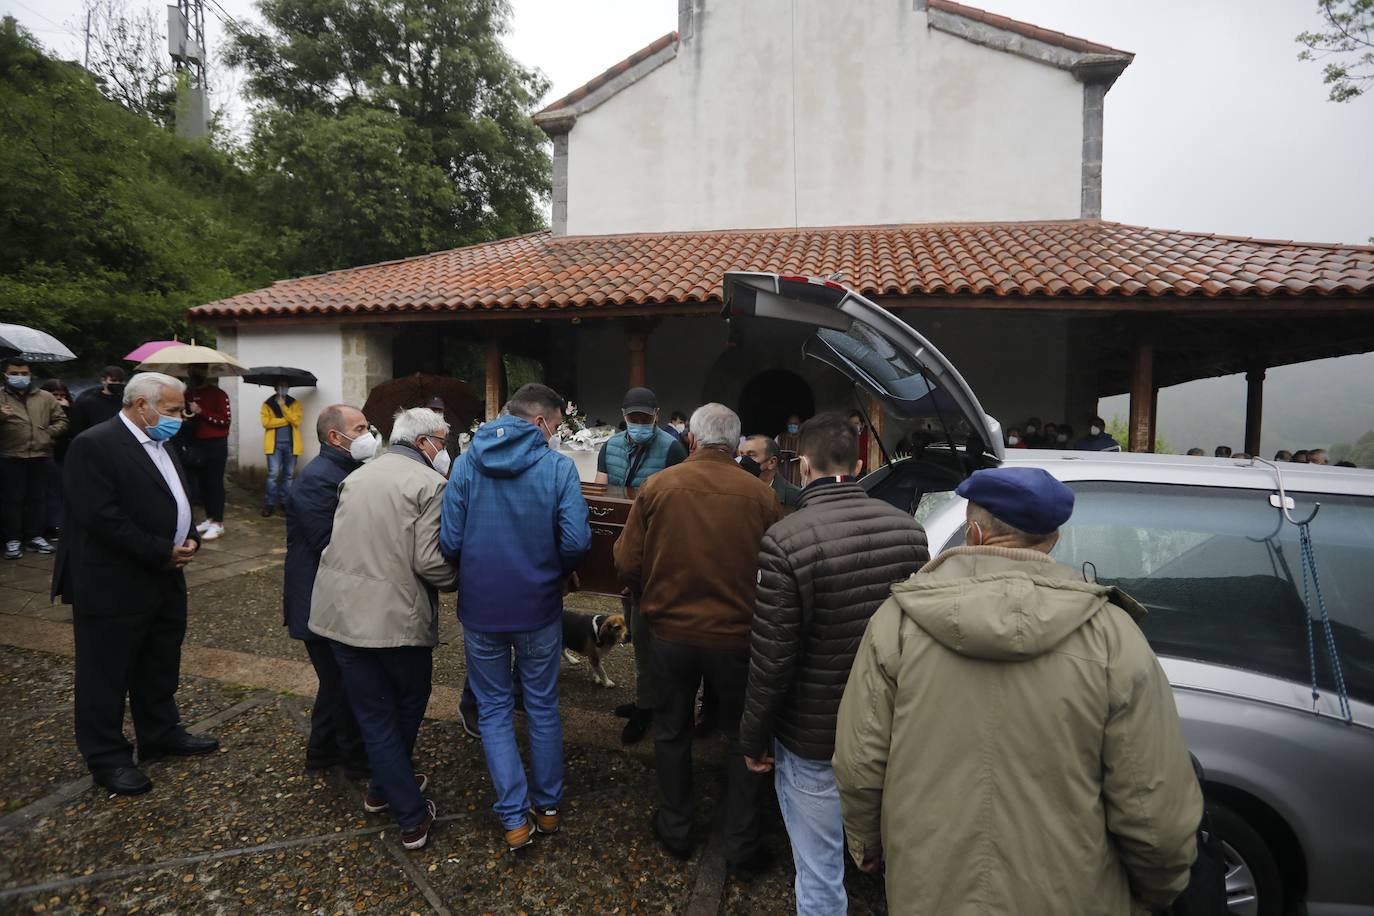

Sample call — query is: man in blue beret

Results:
[833,466,1201,916]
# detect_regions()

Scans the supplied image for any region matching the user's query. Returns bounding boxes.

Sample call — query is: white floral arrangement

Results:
[455,403,615,453]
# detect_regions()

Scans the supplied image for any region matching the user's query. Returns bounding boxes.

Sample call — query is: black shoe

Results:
[459,705,480,739]
[261,506,273,517]
[727,846,776,876]
[140,732,219,760]
[620,708,652,745]
[93,766,152,795]
[651,815,693,860]
[693,714,718,739]
[613,702,636,719]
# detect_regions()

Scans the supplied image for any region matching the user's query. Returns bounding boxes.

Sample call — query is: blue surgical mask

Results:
[786,423,799,435]
[627,423,655,445]
[141,405,182,441]
[6,374,30,390]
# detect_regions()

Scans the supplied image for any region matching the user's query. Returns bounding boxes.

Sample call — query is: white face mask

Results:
[343,430,378,461]
[276,385,290,399]
[1008,435,1020,446]
[1057,434,1068,443]
[671,422,685,433]
[1090,425,1102,436]
[428,443,451,477]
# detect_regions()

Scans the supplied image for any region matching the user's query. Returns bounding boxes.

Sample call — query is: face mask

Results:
[786,423,800,435]
[671,422,685,434]
[6,374,30,390]
[627,423,655,445]
[1057,434,1068,444]
[1026,426,1037,435]
[141,404,182,441]
[424,439,451,477]
[343,430,378,461]
[276,385,290,399]
[105,382,124,396]
[1008,436,1020,446]
[1090,426,1102,436]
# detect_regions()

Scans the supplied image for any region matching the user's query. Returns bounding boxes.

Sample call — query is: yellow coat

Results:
[261,397,303,455]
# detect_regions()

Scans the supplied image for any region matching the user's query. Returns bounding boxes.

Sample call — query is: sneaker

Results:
[400,799,437,850]
[200,522,224,541]
[3,541,20,560]
[505,819,534,852]
[459,705,480,740]
[532,806,560,835]
[195,520,213,534]
[25,536,54,554]
[363,773,431,814]
[613,702,636,719]
[261,506,273,518]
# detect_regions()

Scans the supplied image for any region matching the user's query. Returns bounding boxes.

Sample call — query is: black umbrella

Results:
[241,366,319,387]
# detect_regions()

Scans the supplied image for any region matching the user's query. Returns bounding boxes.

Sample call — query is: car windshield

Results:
[1051,481,1374,705]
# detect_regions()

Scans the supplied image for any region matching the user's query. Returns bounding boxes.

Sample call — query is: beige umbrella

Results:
[136,344,248,378]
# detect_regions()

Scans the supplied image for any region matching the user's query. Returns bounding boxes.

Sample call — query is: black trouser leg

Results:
[631,597,656,711]
[74,611,146,772]
[0,456,45,542]
[304,638,365,765]
[651,637,702,846]
[128,581,187,751]
[19,457,44,540]
[702,646,766,861]
[201,438,227,520]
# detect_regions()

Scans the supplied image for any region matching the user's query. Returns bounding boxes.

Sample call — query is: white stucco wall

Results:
[563,0,1084,235]
[225,325,345,475]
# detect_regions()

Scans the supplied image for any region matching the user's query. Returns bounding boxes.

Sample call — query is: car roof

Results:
[999,449,1374,497]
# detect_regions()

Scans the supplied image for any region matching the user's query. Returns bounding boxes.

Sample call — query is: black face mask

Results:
[738,454,763,478]
[106,383,124,396]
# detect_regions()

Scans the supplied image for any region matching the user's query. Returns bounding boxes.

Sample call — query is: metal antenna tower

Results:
[167,0,208,138]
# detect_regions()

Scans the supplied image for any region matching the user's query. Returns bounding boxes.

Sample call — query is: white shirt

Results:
[120,411,192,547]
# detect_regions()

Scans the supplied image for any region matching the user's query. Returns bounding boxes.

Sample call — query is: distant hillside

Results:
[1099,351,1374,459]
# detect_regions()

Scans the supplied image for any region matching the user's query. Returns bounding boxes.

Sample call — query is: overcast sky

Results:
[9,0,1371,243]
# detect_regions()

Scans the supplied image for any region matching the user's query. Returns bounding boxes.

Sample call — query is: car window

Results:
[1052,482,1374,705]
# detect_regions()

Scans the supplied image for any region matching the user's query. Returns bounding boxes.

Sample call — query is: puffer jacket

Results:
[309,445,456,648]
[1,386,68,458]
[833,546,1201,916]
[739,481,927,760]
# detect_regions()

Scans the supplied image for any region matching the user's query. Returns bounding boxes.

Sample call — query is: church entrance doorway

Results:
[737,369,815,438]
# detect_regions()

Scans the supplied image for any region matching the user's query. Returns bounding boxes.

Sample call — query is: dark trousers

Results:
[73,580,187,772]
[188,437,228,520]
[332,642,432,829]
[0,456,46,542]
[630,596,656,711]
[651,638,766,860]
[44,457,63,534]
[303,639,365,768]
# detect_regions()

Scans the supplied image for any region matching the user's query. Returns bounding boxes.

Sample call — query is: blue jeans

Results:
[331,642,432,830]
[774,743,847,916]
[265,445,296,508]
[463,619,563,829]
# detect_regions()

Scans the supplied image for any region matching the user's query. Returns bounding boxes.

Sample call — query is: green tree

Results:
[0,24,280,373]
[1298,0,1374,102]
[1105,416,1173,454]
[227,0,550,272]
[1330,430,1374,467]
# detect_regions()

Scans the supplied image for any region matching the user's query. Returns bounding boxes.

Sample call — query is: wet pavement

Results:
[0,490,889,914]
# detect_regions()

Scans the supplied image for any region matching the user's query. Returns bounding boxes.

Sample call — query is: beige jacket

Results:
[834,546,1201,916]
[0,386,68,458]
[309,447,456,648]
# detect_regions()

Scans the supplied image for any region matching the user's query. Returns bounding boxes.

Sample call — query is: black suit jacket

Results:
[53,415,200,615]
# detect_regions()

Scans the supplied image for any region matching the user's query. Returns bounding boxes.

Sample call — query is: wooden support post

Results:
[484,337,502,420]
[626,326,648,390]
[1128,340,1155,453]
[1245,366,1266,457]
[866,395,884,473]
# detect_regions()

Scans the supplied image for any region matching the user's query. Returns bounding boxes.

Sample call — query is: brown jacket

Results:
[1,386,68,459]
[614,447,783,649]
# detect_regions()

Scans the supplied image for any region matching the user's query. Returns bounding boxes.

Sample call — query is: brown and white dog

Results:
[561,612,628,688]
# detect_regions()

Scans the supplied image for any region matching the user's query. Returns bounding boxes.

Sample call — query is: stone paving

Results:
[0,490,889,914]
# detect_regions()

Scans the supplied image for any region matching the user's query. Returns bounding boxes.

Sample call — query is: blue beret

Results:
[955,467,1074,535]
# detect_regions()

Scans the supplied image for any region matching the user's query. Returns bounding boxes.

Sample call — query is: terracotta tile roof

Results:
[926,0,1131,58]
[537,31,678,115]
[190,221,1374,321]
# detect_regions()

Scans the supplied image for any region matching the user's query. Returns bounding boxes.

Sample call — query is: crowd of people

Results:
[1004,415,1121,451]
[43,366,1216,914]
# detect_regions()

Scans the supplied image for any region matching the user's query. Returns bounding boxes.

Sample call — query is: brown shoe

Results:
[400,799,437,850]
[532,806,560,835]
[505,819,534,852]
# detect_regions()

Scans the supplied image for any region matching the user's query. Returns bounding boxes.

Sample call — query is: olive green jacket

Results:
[834,546,1201,916]
[0,386,68,459]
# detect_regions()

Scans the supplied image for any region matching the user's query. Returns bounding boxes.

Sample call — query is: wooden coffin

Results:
[576,482,636,596]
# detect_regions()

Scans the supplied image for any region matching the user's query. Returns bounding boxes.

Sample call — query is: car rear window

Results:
[1051,481,1374,705]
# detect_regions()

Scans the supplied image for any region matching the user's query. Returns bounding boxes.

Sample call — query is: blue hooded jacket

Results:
[440,414,591,633]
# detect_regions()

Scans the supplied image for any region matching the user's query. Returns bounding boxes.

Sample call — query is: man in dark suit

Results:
[283,403,374,774]
[53,371,219,795]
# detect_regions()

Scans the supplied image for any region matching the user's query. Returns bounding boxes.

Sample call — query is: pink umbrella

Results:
[123,340,181,362]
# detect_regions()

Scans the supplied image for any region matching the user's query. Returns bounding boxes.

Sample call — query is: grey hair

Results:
[689,403,741,449]
[745,434,779,461]
[390,407,448,445]
[123,372,185,407]
[967,502,1053,547]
